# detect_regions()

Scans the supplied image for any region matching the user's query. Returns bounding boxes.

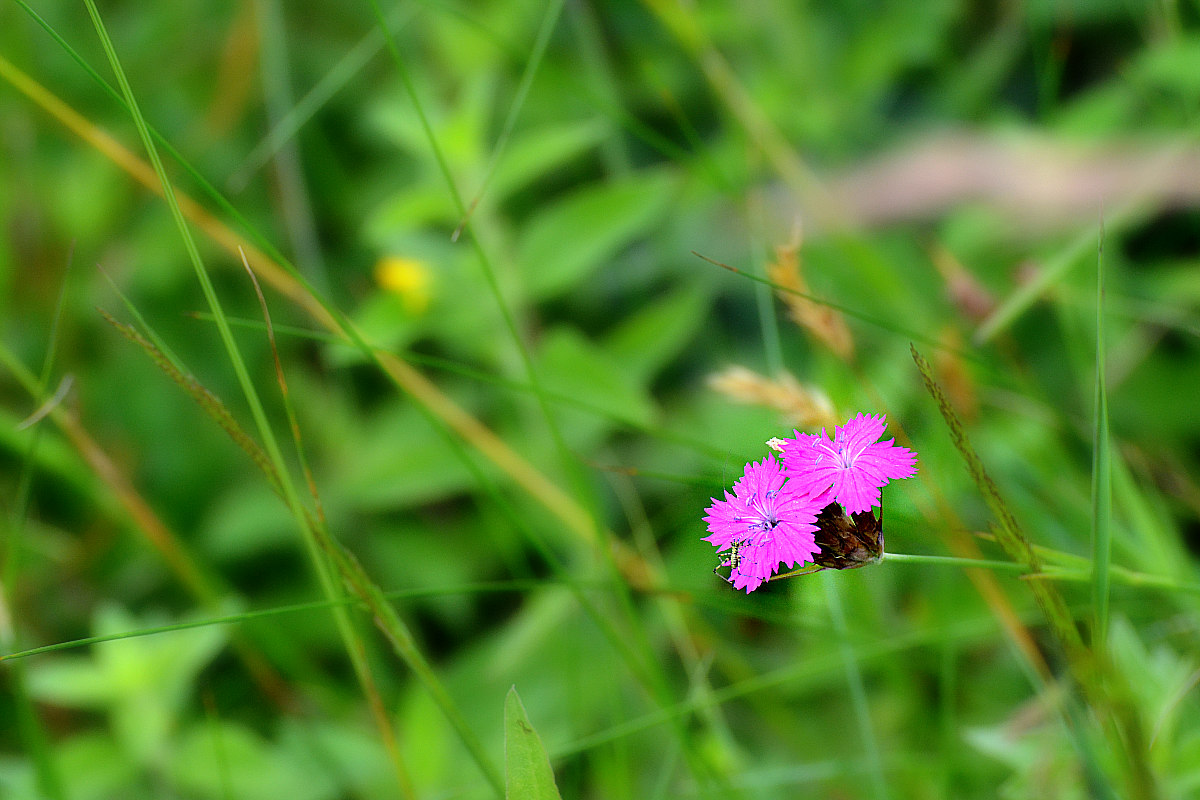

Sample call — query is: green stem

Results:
[879,553,1029,571]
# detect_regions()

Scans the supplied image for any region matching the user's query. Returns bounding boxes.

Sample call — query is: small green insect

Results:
[713,539,748,583]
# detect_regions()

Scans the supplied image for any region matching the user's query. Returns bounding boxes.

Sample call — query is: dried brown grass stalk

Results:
[767,241,855,360]
[706,365,838,431]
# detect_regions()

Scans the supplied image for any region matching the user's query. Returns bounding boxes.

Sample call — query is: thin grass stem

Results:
[82,4,500,792]
[1,259,73,800]
[1091,225,1113,648]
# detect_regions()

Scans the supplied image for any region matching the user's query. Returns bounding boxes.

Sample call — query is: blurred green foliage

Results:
[2,0,1200,798]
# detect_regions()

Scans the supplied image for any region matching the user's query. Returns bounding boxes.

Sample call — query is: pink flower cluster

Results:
[703,413,917,592]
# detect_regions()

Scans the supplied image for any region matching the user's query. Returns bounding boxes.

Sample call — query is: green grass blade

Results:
[81,0,332,609]
[193,312,733,463]
[363,7,740,793]
[1091,231,1113,649]
[452,0,564,239]
[230,2,418,186]
[8,551,1195,666]
[821,575,889,800]
[911,344,1156,799]
[0,21,607,569]
[324,541,505,793]
[910,347,1049,577]
[974,205,1138,344]
[365,0,590,508]
[695,251,989,367]
[79,2,287,521]
[97,309,281,494]
[253,0,327,289]
[1,262,73,800]
[81,5,499,794]
[240,262,416,797]
[0,580,549,663]
[8,0,292,269]
[505,687,564,800]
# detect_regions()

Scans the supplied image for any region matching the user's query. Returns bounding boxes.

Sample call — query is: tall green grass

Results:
[2,2,1199,798]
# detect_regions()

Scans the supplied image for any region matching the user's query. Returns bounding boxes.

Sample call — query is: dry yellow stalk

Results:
[767,242,855,361]
[706,365,839,430]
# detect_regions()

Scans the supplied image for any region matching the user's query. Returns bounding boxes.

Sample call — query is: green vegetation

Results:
[2,2,1199,798]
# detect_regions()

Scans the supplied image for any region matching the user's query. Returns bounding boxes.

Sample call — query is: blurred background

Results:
[2,1,1200,798]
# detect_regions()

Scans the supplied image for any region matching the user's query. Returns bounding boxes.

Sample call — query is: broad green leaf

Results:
[490,120,611,202]
[1106,617,1193,738]
[604,284,711,383]
[331,402,480,509]
[173,721,337,800]
[26,604,229,767]
[23,657,115,708]
[25,605,228,711]
[55,733,136,800]
[537,327,655,430]
[1129,38,1200,98]
[504,686,562,800]
[517,170,676,299]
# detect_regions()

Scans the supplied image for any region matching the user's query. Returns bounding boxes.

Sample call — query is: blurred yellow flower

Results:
[374,256,433,314]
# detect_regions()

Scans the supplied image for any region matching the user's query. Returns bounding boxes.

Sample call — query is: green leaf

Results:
[537,327,656,430]
[173,721,337,800]
[1130,38,1200,100]
[490,120,611,202]
[25,605,228,712]
[604,283,712,383]
[517,170,676,299]
[331,402,480,509]
[26,604,229,767]
[504,686,562,800]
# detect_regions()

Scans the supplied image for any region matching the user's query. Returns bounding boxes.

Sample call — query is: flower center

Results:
[757,488,780,529]
[835,444,855,468]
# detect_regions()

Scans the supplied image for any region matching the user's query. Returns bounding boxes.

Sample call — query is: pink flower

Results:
[781,413,916,515]
[703,457,829,592]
